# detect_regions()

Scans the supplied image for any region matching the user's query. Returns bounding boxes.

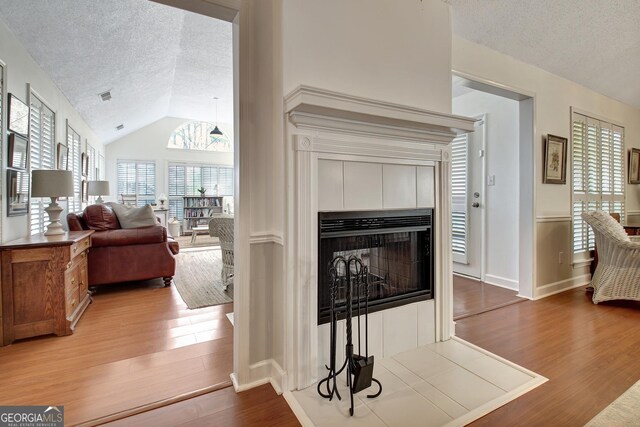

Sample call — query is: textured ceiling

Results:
[446,0,640,109]
[0,0,232,143]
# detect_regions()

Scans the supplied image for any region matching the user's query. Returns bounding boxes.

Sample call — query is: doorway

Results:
[451,73,535,317]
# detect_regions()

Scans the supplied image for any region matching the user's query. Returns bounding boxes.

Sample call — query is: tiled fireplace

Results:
[284,86,474,391]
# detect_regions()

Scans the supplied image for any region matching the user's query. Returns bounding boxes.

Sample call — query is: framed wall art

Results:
[81,152,89,176]
[57,143,68,170]
[8,93,29,137]
[543,134,567,184]
[8,133,29,169]
[629,148,640,184]
[7,169,29,216]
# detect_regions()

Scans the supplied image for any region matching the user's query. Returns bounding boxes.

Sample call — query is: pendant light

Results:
[210,97,223,136]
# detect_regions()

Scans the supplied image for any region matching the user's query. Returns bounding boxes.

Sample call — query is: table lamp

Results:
[157,193,167,209]
[87,180,110,203]
[31,170,75,236]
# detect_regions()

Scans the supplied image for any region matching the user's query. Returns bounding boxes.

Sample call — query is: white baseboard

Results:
[230,359,287,394]
[534,274,591,300]
[483,274,519,291]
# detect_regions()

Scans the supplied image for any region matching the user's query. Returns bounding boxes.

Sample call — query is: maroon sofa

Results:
[67,204,179,288]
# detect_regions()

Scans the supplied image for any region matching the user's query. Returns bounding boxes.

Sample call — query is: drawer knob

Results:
[71,278,75,284]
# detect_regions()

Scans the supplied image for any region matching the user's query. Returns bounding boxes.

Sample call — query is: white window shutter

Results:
[451,134,468,264]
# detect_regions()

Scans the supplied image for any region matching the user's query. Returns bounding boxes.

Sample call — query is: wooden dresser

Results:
[0,230,94,346]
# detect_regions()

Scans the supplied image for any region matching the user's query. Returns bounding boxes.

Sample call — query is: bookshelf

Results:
[182,196,224,234]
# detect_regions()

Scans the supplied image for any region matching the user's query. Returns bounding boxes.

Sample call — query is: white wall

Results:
[104,116,233,204]
[282,0,452,114]
[453,90,520,288]
[0,17,104,242]
[452,36,640,296]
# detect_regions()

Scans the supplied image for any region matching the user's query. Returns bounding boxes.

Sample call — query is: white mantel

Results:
[283,86,475,391]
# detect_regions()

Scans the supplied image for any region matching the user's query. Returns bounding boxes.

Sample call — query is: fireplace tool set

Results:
[317,255,382,416]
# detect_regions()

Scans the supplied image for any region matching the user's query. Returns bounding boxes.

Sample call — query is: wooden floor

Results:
[0,279,233,426]
[105,384,300,427]
[453,274,526,320]
[457,287,640,426]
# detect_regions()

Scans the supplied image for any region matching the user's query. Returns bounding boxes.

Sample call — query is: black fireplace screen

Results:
[318,209,434,324]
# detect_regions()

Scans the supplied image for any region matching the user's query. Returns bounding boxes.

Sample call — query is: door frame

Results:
[452,70,536,299]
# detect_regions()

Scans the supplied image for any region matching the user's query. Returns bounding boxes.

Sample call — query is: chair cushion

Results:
[83,204,120,231]
[108,203,157,229]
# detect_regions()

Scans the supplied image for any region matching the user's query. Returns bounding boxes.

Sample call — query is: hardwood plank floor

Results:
[453,274,526,320]
[0,279,233,426]
[104,384,300,427]
[457,287,640,426]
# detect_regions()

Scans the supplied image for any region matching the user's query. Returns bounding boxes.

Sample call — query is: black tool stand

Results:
[317,255,382,416]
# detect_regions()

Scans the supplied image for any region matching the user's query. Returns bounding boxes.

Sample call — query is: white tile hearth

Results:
[285,337,547,427]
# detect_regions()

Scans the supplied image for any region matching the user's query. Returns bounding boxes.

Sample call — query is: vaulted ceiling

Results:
[2,1,637,145]
[0,0,233,144]
[446,0,640,109]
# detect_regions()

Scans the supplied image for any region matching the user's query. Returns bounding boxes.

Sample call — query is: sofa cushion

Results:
[83,204,120,231]
[109,203,157,229]
[91,226,167,248]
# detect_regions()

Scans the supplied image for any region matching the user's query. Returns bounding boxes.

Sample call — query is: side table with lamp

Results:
[0,170,93,345]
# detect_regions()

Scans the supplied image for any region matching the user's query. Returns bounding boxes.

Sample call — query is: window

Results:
[167,121,232,152]
[117,161,156,206]
[572,111,625,255]
[67,123,82,213]
[451,134,468,263]
[168,163,233,220]
[87,144,96,203]
[29,94,56,234]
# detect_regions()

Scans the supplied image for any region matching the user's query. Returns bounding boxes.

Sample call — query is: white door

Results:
[452,118,485,279]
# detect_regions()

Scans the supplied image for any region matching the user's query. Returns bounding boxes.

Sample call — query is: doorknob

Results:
[472,202,480,208]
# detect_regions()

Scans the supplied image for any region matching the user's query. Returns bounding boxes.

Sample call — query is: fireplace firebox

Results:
[318,209,434,324]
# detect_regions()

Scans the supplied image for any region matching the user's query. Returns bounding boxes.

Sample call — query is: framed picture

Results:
[543,134,567,184]
[57,143,68,170]
[82,180,88,202]
[8,94,30,137]
[7,169,29,217]
[8,133,29,169]
[629,148,640,184]
[81,152,88,176]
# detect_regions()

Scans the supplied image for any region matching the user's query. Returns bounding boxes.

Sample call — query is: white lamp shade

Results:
[31,170,75,198]
[87,180,110,196]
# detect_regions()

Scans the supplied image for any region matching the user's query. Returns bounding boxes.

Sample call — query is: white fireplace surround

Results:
[284,86,475,391]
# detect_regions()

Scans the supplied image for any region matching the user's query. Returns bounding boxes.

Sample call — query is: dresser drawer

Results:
[70,236,91,260]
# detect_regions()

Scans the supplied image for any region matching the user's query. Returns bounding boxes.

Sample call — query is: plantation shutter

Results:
[167,163,234,221]
[117,160,156,207]
[451,134,468,264]
[29,95,56,234]
[67,124,82,213]
[572,112,625,256]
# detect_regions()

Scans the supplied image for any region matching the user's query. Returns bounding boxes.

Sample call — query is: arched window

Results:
[167,121,233,152]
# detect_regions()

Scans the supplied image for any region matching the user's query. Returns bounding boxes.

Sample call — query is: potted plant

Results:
[197,187,206,197]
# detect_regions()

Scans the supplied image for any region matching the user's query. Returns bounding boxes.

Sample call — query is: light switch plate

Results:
[488,175,496,186]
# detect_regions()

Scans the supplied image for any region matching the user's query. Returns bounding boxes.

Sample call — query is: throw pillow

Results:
[108,203,158,229]
[83,204,120,231]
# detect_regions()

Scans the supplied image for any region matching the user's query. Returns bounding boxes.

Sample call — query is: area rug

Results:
[173,248,233,309]
[585,380,640,426]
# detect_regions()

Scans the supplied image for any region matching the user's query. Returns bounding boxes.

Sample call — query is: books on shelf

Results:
[182,196,224,231]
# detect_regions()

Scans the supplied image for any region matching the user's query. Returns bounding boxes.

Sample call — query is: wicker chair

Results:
[210,216,234,291]
[582,210,640,304]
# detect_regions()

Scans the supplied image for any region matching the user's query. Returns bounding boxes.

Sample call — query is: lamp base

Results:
[96,195,104,203]
[44,198,65,236]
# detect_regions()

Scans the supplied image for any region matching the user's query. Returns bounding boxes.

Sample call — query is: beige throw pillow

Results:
[108,203,157,229]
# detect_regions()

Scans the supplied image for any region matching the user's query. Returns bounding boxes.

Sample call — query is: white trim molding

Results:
[249,231,284,246]
[534,274,591,299]
[284,86,475,391]
[536,215,572,223]
[484,274,519,291]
